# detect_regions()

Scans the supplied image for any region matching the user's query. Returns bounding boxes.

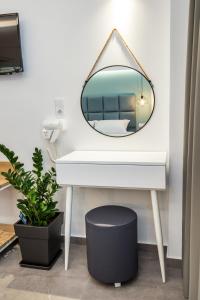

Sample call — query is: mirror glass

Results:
[81,65,155,137]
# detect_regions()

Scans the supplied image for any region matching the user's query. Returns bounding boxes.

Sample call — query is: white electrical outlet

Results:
[55,97,64,116]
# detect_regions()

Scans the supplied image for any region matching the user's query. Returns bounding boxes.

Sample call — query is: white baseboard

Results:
[67,234,168,246]
[67,234,181,261]
[166,254,182,260]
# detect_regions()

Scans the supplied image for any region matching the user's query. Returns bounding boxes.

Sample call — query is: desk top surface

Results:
[56,151,167,166]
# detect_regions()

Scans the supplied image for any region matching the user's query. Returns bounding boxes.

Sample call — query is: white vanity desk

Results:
[56,150,167,283]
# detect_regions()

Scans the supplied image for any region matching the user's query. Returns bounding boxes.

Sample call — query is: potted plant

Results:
[0,144,63,269]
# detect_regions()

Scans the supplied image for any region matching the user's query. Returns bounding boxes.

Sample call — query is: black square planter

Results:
[14,212,63,269]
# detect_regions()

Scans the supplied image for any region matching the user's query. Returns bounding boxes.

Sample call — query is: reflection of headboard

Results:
[82,94,136,132]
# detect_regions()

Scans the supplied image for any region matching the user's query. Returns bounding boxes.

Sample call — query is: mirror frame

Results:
[81,65,155,138]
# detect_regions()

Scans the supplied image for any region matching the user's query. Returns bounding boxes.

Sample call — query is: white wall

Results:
[168,0,189,259]
[0,1,172,251]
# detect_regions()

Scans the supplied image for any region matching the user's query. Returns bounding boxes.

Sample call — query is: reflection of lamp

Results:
[138,75,146,106]
[139,95,145,106]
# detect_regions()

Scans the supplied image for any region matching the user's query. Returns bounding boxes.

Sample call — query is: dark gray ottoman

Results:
[85,205,138,287]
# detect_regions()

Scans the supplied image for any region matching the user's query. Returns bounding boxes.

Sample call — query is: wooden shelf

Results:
[0,162,15,252]
[0,224,16,252]
[0,161,12,189]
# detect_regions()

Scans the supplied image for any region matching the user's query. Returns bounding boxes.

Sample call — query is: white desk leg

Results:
[151,190,166,283]
[65,185,73,270]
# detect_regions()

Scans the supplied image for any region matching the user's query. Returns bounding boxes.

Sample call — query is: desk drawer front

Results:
[56,163,166,190]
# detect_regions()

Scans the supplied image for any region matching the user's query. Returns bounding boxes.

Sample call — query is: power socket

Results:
[55,97,64,116]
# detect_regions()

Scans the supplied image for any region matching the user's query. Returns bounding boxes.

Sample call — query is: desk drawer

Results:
[56,163,166,190]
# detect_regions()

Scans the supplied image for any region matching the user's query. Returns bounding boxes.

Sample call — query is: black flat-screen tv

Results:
[0,13,23,75]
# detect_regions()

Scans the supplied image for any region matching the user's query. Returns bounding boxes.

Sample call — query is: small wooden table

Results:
[0,161,16,252]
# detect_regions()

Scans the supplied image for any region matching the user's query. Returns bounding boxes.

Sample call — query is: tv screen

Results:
[0,13,23,74]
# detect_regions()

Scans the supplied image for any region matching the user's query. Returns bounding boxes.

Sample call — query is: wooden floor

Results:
[0,224,15,250]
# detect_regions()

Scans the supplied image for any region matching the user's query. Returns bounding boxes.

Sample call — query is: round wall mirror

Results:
[81,65,155,137]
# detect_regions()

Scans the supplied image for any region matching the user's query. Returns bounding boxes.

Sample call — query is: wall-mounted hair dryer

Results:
[42,118,66,144]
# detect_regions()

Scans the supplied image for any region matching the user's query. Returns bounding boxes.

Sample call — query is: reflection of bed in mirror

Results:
[82,94,136,136]
[81,66,155,137]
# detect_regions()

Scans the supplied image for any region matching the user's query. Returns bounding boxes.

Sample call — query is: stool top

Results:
[85,205,137,228]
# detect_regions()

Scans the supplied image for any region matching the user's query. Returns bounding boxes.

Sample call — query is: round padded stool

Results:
[85,205,138,286]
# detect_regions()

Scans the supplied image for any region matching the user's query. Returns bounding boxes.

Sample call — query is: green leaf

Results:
[0,144,61,226]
